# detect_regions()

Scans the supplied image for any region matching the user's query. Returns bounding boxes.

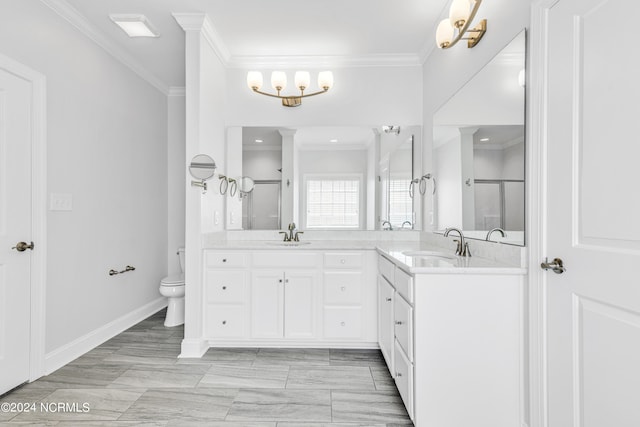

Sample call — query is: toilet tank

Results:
[178,247,185,272]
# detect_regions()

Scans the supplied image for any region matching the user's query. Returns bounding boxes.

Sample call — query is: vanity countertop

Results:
[203,239,381,251]
[203,239,526,275]
[377,243,526,275]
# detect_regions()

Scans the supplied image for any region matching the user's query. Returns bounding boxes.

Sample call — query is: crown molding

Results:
[172,13,231,65]
[227,53,423,69]
[40,0,170,95]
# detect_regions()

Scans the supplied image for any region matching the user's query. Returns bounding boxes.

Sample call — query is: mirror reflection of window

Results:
[388,176,412,227]
[305,176,361,229]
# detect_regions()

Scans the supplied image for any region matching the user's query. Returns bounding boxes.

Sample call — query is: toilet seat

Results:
[161,273,184,286]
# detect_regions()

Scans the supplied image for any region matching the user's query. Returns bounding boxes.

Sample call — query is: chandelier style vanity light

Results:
[436,0,487,49]
[247,70,334,107]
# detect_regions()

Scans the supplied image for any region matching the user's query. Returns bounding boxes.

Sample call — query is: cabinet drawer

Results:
[394,294,413,360]
[323,272,362,305]
[206,252,248,268]
[206,305,245,338]
[394,268,414,304]
[394,339,414,420]
[323,307,362,339]
[378,255,395,283]
[324,252,363,269]
[206,271,246,303]
[253,251,319,268]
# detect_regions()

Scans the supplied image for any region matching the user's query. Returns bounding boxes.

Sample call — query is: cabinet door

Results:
[378,275,394,368]
[251,271,284,338]
[284,270,317,339]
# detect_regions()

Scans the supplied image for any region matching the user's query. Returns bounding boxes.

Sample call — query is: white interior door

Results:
[0,67,33,394]
[544,0,640,425]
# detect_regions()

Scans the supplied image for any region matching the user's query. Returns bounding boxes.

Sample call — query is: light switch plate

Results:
[50,193,73,211]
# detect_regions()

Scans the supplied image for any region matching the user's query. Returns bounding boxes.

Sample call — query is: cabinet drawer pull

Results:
[395,321,403,325]
[279,279,283,283]
[386,297,392,302]
[222,320,227,325]
[340,321,346,326]
[222,258,227,263]
[341,286,346,291]
[222,286,227,290]
[340,259,346,264]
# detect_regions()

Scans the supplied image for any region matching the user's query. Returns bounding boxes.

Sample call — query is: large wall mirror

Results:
[240,125,422,231]
[432,30,526,246]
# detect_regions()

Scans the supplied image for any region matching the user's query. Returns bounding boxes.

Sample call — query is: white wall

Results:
[168,95,186,273]
[422,0,532,230]
[0,2,168,353]
[243,148,282,180]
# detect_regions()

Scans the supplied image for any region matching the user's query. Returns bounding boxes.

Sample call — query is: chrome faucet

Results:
[485,227,507,241]
[401,220,413,230]
[279,222,303,242]
[444,227,471,257]
[382,220,393,230]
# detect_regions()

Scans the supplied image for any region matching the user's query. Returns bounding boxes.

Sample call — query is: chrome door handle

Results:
[12,241,34,252]
[541,257,566,274]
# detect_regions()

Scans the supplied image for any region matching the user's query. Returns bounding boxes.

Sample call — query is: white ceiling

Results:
[242,126,376,150]
[55,0,449,89]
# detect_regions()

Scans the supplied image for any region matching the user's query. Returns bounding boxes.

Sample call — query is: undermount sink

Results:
[265,241,311,247]
[402,250,457,260]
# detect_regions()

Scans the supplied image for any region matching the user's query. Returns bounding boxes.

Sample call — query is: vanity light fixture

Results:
[247,71,334,107]
[110,14,160,38]
[382,125,401,135]
[435,0,487,49]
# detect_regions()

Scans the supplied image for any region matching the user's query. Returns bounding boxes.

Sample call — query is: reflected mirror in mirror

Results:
[239,176,255,193]
[432,30,526,246]
[189,154,217,180]
[239,126,422,231]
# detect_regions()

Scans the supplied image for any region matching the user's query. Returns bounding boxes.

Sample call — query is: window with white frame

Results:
[305,175,361,229]
[388,175,412,227]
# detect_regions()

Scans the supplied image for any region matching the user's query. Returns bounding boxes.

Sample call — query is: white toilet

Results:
[159,247,185,327]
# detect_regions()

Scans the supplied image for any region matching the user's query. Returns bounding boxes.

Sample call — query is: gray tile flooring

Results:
[0,309,413,426]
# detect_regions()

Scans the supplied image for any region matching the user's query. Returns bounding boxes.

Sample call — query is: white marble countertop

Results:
[376,244,526,275]
[202,239,526,275]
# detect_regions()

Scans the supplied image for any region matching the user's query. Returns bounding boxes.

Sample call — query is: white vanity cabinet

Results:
[377,252,524,427]
[204,248,377,347]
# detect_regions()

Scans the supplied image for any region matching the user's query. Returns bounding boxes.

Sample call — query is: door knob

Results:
[12,241,34,252]
[541,257,566,274]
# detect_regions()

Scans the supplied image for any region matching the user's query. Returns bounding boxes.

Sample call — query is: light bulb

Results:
[436,19,454,49]
[318,71,334,90]
[271,71,287,92]
[449,0,471,29]
[246,71,263,90]
[294,71,310,91]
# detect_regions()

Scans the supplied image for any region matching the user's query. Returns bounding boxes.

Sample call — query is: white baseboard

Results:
[43,297,167,375]
[179,338,209,358]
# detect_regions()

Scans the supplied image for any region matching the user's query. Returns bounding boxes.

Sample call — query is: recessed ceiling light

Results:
[480,138,490,142]
[110,14,159,38]
[255,139,263,143]
[330,139,338,143]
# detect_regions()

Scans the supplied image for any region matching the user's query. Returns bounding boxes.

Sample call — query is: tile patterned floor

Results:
[0,309,413,426]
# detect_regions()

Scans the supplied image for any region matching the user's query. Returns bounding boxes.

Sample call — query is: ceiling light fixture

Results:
[480,137,490,142]
[330,139,338,143]
[255,139,263,143]
[247,71,334,107]
[436,0,487,49]
[110,14,159,38]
